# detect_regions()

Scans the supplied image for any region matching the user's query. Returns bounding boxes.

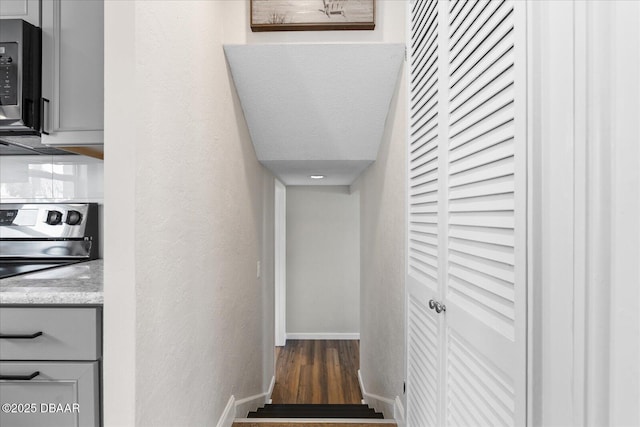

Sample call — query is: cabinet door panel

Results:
[0,361,99,427]
[406,1,443,425]
[0,0,40,26]
[407,291,440,426]
[41,0,103,145]
[446,328,515,427]
[0,307,100,361]
[444,0,527,425]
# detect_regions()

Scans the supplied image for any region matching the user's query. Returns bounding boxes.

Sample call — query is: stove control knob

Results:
[46,210,63,225]
[65,210,83,225]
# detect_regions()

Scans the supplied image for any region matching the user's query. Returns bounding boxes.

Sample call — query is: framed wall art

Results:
[250,0,375,32]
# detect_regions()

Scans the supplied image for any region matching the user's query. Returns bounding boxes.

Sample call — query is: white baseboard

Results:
[286,332,360,340]
[266,375,276,404]
[233,418,397,424]
[358,369,402,423]
[233,375,276,419]
[234,392,267,419]
[394,395,406,427]
[216,395,236,427]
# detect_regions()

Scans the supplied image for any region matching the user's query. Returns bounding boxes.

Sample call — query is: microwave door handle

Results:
[41,98,50,135]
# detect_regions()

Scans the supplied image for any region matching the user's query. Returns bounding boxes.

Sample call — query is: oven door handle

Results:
[0,371,40,381]
[0,331,43,339]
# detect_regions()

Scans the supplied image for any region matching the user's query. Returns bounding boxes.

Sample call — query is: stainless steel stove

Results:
[0,203,99,279]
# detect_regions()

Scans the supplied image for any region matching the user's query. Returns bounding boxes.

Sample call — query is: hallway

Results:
[271,340,362,404]
[98,1,640,426]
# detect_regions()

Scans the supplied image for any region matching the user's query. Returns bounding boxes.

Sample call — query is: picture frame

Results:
[250,0,376,32]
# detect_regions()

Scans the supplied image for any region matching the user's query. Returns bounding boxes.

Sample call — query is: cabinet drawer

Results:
[0,361,99,427]
[0,307,101,361]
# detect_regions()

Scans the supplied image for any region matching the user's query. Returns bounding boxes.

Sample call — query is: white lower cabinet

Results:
[0,307,102,427]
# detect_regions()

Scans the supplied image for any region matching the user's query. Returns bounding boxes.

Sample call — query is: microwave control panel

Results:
[0,43,18,106]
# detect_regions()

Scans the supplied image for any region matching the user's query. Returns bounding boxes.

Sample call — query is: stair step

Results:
[233,419,397,427]
[260,404,370,409]
[247,404,384,420]
[255,408,380,415]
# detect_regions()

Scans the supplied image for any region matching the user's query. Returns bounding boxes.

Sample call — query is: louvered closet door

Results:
[444,0,526,425]
[407,1,527,426]
[406,0,442,426]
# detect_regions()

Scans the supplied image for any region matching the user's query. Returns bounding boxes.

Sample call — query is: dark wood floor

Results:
[270,340,362,404]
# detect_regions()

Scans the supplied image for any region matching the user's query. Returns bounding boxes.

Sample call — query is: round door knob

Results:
[434,302,446,314]
[65,210,83,225]
[428,299,436,310]
[46,210,63,225]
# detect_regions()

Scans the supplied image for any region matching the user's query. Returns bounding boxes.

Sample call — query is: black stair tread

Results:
[264,403,369,408]
[262,404,371,408]
[258,406,376,411]
[254,410,382,416]
[247,404,385,419]
[257,404,377,412]
[247,413,385,419]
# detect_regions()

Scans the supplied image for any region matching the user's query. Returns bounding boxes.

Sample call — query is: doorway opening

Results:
[273,184,362,404]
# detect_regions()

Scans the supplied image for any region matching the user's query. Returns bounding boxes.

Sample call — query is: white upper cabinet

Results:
[0,0,40,26]
[41,0,103,146]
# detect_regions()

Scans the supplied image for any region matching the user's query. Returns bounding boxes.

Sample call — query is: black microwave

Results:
[0,19,41,135]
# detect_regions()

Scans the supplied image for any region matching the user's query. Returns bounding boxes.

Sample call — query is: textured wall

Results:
[104,1,406,425]
[286,186,360,335]
[104,1,274,425]
[351,68,406,404]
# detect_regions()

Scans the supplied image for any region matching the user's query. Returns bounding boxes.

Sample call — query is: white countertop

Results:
[0,260,103,305]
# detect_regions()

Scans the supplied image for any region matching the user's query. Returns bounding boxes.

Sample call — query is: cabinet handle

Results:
[41,98,50,135]
[0,371,40,381]
[0,331,43,339]
[434,302,446,314]
[428,299,436,309]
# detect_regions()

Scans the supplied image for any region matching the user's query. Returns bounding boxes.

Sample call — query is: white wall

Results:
[286,186,360,336]
[104,1,275,425]
[103,1,408,424]
[530,1,640,425]
[222,0,407,410]
[350,60,406,410]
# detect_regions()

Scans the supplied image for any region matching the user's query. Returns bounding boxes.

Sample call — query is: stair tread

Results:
[258,405,375,410]
[248,413,383,419]
[263,404,371,407]
[257,407,378,412]
[254,411,381,415]
[249,412,384,415]
[248,404,385,420]
[234,422,396,427]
